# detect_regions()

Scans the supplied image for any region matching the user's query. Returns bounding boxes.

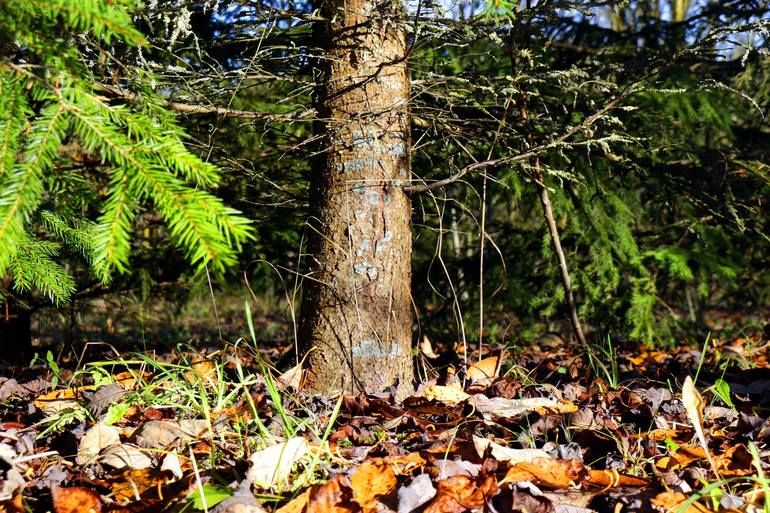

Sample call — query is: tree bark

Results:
[299,0,413,398]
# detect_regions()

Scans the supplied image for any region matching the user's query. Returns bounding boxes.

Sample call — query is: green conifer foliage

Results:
[0,0,254,305]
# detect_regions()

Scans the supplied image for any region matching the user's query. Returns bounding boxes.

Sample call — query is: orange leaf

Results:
[466,357,499,381]
[275,489,311,513]
[650,491,714,513]
[350,459,397,512]
[52,486,102,513]
[714,444,753,477]
[585,469,649,488]
[424,474,497,513]
[502,458,587,489]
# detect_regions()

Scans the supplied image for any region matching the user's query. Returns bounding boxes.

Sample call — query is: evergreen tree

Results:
[0,0,254,345]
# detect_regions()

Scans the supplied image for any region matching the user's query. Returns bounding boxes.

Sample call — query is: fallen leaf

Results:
[350,459,397,512]
[424,474,497,513]
[682,376,718,475]
[422,384,469,404]
[470,395,575,419]
[420,336,439,359]
[100,443,152,469]
[111,469,168,502]
[52,486,102,513]
[134,419,209,449]
[398,474,436,513]
[277,364,304,389]
[473,436,551,464]
[0,445,24,501]
[651,491,714,513]
[33,387,85,415]
[306,474,356,513]
[247,437,309,488]
[502,458,587,489]
[77,422,121,465]
[161,452,185,480]
[714,444,753,476]
[466,357,499,382]
[585,469,649,488]
[274,488,311,513]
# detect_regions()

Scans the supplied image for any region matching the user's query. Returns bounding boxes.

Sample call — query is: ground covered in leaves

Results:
[1,328,769,513]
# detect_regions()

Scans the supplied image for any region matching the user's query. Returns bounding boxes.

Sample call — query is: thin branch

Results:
[403,88,631,193]
[96,83,312,121]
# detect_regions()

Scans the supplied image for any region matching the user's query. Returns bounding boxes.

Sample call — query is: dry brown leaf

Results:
[306,475,356,513]
[52,486,102,513]
[424,474,497,513]
[466,357,499,382]
[33,387,89,414]
[350,459,397,512]
[714,444,753,476]
[76,422,121,465]
[277,364,304,389]
[502,458,587,489]
[656,445,708,470]
[473,436,551,463]
[420,336,439,359]
[422,384,469,404]
[0,493,24,513]
[650,491,714,513]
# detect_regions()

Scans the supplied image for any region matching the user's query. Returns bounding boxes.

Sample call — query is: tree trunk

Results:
[300,0,413,398]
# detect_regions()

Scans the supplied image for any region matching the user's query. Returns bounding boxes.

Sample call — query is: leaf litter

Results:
[0,331,768,513]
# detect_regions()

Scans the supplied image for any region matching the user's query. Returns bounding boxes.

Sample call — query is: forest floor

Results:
[0,309,769,513]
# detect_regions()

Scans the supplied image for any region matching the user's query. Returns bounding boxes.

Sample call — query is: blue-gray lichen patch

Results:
[352,339,401,359]
[375,231,393,253]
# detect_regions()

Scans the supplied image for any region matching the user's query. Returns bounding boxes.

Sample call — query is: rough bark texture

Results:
[300,0,413,398]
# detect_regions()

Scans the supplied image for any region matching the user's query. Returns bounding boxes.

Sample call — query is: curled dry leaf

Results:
[470,395,577,420]
[473,436,551,464]
[466,356,499,382]
[714,444,753,476]
[350,459,397,513]
[419,336,439,359]
[277,364,304,389]
[134,419,209,449]
[585,469,649,488]
[503,458,588,489]
[33,387,85,415]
